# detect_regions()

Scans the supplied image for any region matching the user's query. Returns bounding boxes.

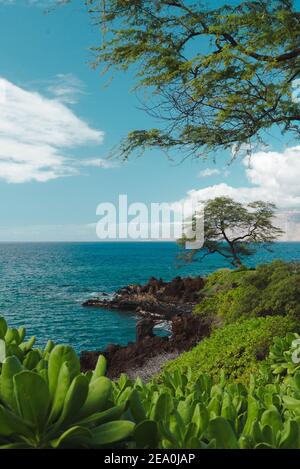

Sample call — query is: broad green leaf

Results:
[129,389,147,423]
[48,362,71,423]
[17,327,26,343]
[23,350,41,370]
[134,420,158,448]
[19,336,35,354]
[0,404,34,438]
[150,392,172,421]
[0,356,23,411]
[261,409,282,438]
[279,420,299,449]
[13,371,50,431]
[207,417,239,449]
[47,345,80,400]
[5,328,19,344]
[77,402,126,427]
[51,426,92,449]
[91,355,107,381]
[43,340,55,355]
[192,403,209,435]
[78,376,112,419]
[56,374,88,427]
[0,317,8,339]
[91,420,135,446]
[242,395,260,436]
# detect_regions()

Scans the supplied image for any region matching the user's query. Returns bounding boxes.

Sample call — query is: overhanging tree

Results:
[88,0,300,160]
[179,197,284,267]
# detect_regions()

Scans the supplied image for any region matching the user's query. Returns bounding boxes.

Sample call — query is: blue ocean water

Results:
[0,241,300,352]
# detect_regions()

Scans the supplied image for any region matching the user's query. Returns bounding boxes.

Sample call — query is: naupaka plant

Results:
[0,345,134,448]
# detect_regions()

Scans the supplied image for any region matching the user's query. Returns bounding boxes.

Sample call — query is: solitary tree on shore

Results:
[89,0,300,161]
[178,197,284,267]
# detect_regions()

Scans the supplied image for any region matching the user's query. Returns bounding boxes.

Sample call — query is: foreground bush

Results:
[115,363,300,448]
[2,316,300,448]
[195,261,300,323]
[0,343,134,448]
[162,316,299,384]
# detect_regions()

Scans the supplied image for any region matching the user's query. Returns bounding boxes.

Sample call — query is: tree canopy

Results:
[179,196,283,267]
[89,0,300,160]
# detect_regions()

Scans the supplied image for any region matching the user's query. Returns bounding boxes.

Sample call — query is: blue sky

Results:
[0,0,300,241]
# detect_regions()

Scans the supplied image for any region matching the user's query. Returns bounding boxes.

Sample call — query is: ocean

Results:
[0,241,300,353]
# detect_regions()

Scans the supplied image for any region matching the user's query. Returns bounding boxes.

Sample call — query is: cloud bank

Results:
[175,145,300,240]
[0,77,104,183]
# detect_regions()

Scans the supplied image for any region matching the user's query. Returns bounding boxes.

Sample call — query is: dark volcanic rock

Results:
[80,275,208,378]
[80,313,211,378]
[82,275,205,320]
[136,318,154,342]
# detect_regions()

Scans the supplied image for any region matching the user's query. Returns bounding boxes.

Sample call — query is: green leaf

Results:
[5,328,19,344]
[283,395,300,413]
[47,345,80,400]
[192,403,209,435]
[0,317,8,339]
[91,420,135,447]
[177,400,193,425]
[19,336,35,354]
[242,395,260,436]
[207,417,239,449]
[13,371,50,431]
[0,356,23,411]
[0,339,6,363]
[23,350,41,370]
[129,389,147,423]
[56,374,89,427]
[51,426,92,449]
[150,392,172,422]
[48,362,71,423]
[134,420,158,448]
[261,409,282,438]
[43,340,55,355]
[77,402,126,427]
[17,327,26,343]
[91,355,107,381]
[78,376,112,419]
[0,404,34,438]
[279,420,299,449]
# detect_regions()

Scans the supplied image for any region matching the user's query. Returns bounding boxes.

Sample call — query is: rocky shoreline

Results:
[82,275,205,320]
[80,275,210,378]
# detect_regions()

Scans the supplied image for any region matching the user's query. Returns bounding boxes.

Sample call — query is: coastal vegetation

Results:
[179,197,283,267]
[2,0,299,448]
[163,316,299,384]
[2,260,300,450]
[2,313,300,448]
[195,260,300,323]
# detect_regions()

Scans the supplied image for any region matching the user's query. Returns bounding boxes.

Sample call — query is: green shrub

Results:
[163,316,299,384]
[0,346,134,448]
[114,364,300,449]
[265,332,300,379]
[195,261,300,323]
[3,315,300,448]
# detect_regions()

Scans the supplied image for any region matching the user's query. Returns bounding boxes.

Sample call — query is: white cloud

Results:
[47,73,86,104]
[180,146,300,208]
[80,158,117,169]
[174,145,300,240]
[198,168,220,178]
[0,77,104,183]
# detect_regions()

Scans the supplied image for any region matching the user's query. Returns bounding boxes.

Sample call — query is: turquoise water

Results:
[0,241,300,352]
